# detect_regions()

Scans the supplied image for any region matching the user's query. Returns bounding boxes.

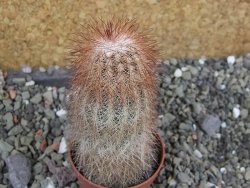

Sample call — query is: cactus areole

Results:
[66,18,165,188]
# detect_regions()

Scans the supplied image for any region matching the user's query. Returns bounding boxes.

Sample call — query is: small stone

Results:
[194,149,203,159]
[227,56,236,65]
[14,101,21,110]
[13,115,18,124]
[56,109,67,117]
[174,68,182,78]
[50,143,60,151]
[3,112,14,129]
[8,87,16,99]
[8,126,23,136]
[198,57,206,65]
[201,115,221,136]
[181,67,189,71]
[35,129,43,136]
[241,109,248,119]
[33,162,43,174]
[13,78,26,84]
[20,136,33,146]
[39,67,46,72]
[182,71,192,80]
[44,109,55,119]
[220,167,227,174]
[58,137,67,154]
[221,122,227,128]
[175,85,184,98]
[40,177,55,188]
[43,91,53,106]
[0,139,14,153]
[6,154,31,188]
[240,167,246,173]
[21,91,30,100]
[233,106,240,119]
[245,168,250,180]
[220,84,226,90]
[25,80,35,86]
[30,93,42,104]
[40,139,48,152]
[177,172,192,185]
[192,102,203,114]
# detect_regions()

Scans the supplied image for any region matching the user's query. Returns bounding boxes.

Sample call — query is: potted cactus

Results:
[66,18,165,188]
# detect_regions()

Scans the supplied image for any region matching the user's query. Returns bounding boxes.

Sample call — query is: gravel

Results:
[0,54,249,187]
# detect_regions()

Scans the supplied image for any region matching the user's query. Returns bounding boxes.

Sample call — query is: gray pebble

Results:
[8,126,23,136]
[14,101,21,110]
[21,91,30,100]
[33,162,43,174]
[43,90,53,105]
[3,112,13,130]
[201,115,221,136]
[175,85,184,98]
[182,71,192,80]
[12,78,26,84]
[20,136,33,146]
[245,168,250,181]
[44,109,55,119]
[5,154,31,188]
[0,139,14,153]
[177,172,192,185]
[30,93,42,104]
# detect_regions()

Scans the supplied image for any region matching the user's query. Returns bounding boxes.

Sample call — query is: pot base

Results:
[68,133,165,188]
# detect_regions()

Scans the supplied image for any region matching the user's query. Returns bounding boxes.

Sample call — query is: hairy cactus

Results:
[66,18,159,187]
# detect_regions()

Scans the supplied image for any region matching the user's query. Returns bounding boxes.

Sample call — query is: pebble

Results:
[39,67,46,72]
[56,109,67,117]
[221,122,227,128]
[43,91,53,106]
[13,78,26,84]
[227,56,236,65]
[58,137,67,154]
[8,126,23,136]
[25,80,35,86]
[241,109,249,119]
[8,87,16,99]
[240,167,246,173]
[201,115,221,136]
[44,109,55,119]
[0,139,14,153]
[220,167,227,174]
[198,58,205,65]
[30,93,42,104]
[177,172,192,185]
[21,91,30,100]
[40,177,55,188]
[233,106,241,119]
[3,112,14,129]
[174,68,182,78]
[6,154,31,188]
[194,149,203,159]
[245,168,250,181]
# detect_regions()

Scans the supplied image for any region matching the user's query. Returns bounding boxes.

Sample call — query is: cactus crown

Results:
[67,18,159,187]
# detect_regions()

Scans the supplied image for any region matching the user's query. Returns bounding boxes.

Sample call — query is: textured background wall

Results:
[0,0,250,69]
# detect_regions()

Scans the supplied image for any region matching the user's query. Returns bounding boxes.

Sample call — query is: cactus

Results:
[66,18,159,187]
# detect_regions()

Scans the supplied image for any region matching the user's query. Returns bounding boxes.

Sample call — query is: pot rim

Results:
[68,132,165,188]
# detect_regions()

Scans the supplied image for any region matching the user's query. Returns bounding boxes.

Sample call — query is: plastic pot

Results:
[68,133,165,188]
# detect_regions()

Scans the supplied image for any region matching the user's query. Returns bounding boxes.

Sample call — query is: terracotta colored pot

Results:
[68,133,165,188]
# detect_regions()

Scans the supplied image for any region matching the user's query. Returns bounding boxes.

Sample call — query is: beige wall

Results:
[1,0,250,69]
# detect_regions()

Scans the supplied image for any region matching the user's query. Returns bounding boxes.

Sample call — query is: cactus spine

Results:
[66,19,158,187]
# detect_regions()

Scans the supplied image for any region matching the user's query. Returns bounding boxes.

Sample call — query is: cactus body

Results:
[67,19,158,187]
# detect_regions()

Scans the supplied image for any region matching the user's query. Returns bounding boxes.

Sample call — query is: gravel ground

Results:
[0,54,249,188]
